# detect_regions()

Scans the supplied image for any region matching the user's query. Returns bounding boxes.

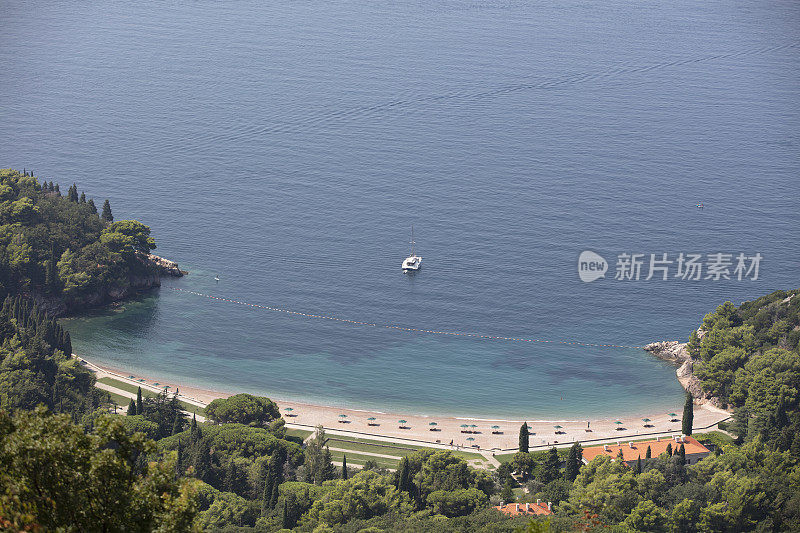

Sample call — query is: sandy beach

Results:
[81,355,732,452]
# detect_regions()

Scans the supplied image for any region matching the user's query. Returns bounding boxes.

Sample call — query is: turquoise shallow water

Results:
[2,0,799,418]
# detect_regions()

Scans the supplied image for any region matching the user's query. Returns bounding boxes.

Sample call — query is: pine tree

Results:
[136,387,143,415]
[616,449,625,463]
[127,399,136,416]
[645,446,652,459]
[79,192,86,203]
[341,454,348,480]
[68,184,79,202]
[519,422,529,453]
[101,199,113,222]
[54,183,61,196]
[682,393,694,435]
[88,198,97,214]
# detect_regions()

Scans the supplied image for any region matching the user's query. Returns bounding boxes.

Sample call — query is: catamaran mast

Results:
[410,226,415,256]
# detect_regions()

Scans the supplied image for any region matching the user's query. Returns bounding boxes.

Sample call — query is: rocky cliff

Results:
[30,253,186,317]
[643,334,726,409]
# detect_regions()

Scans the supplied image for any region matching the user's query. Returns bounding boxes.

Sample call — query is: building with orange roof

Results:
[581,435,711,466]
[495,500,552,517]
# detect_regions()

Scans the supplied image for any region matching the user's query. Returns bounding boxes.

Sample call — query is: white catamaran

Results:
[402,226,422,272]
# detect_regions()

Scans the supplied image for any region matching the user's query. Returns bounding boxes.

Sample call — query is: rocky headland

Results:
[31,253,186,317]
[644,334,726,409]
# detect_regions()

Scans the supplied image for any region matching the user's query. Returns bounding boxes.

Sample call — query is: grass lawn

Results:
[329,450,399,469]
[327,436,486,462]
[97,377,205,416]
[99,390,132,409]
[285,428,313,440]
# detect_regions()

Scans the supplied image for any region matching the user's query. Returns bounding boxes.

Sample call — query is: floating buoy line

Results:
[169,287,643,349]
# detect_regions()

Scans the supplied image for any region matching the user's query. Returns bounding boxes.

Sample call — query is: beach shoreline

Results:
[80,354,732,452]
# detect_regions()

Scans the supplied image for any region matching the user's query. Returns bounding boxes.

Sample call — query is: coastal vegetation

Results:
[0,181,797,532]
[0,168,161,314]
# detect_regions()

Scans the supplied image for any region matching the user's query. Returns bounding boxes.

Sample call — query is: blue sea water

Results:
[1,0,798,419]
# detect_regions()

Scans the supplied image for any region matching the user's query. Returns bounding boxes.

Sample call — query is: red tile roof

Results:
[495,502,552,516]
[581,436,710,464]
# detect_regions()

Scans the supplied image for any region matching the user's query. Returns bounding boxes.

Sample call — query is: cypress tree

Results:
[262,458,277,513]
[645,446,652,459]
[666,443,673,456]
[176,438,183,476]
[396,457,411,493]
[136,387,143,415]
[616,449,625,463]
[190,413,197,439]
[682,393,694,435]
[678,443,686,464]
[500,481,515,503]
[88,198,97,214]
[54,183,61,196]
[540,447,561,483]
[223,459,237,493]
[519,422,529,453]
[68,184,79,202]
[127,399,136,416]
[635,455,642,474]
[565,443,582,481]
[172,414,183,435]
[79,191,86,203]
[775,396,788,429]
[282,498,290,529]
[62,332,72,356]
[341,454,348,479]
[101,199,113,222]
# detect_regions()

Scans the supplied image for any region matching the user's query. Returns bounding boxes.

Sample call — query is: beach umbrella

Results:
[642,418,651,425]
[284,407,294,412]
[491,425,500,429]
[367,417,376,421]
[615,421,623,425]
[429,422,438,426]
[339,414,348,419]
[466,437,475,441]
[554,425,563,429]
[127,375,135,379]
[460,424,469,428]
[398,420,407,424]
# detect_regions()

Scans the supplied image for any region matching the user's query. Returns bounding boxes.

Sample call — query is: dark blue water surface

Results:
[2,0,798,418]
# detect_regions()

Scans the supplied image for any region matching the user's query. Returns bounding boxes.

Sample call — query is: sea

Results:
[1,0,798,419]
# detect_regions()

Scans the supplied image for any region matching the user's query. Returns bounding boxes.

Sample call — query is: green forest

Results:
[0,170,799,531]
[0,168,157,312]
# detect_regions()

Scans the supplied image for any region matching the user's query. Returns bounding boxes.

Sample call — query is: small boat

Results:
[402,226,422,272]
[696,203,704,209]
[214,274,220,282]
